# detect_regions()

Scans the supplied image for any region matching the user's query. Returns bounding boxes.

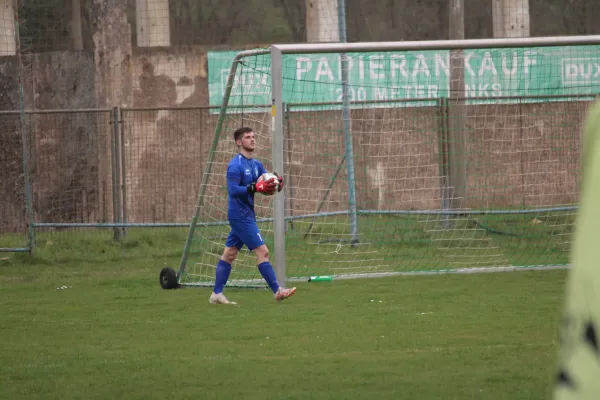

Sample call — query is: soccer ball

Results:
[258,173,279,195]
[260,172,279,185]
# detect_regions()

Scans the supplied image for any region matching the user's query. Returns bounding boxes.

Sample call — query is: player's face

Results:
[238,132,256,152]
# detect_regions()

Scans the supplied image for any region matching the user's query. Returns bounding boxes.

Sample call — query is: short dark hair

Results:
[234,127,253,142]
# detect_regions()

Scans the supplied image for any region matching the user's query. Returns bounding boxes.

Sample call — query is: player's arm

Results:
[227,165,276,195]
[248,176,277,195]
[248,162,276,194]
[226,166,251,198]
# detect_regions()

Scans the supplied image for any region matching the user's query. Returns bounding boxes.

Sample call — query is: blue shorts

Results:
[225,218,265,251]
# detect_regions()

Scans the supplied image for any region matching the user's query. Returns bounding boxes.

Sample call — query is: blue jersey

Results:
[226,153,267,220]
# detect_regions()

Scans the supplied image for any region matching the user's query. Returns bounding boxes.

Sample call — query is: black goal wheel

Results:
[160,267,180,289]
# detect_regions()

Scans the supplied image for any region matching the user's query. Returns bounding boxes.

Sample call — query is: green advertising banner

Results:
[208,46,600,112]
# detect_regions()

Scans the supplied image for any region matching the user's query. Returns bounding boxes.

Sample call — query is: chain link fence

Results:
[0,105,257,251]
[0,96,592,253]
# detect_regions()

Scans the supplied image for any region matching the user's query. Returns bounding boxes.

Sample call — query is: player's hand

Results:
[254,177,277,195]
[273,171,284,192]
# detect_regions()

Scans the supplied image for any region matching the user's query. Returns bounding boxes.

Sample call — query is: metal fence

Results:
[0,98,592,253]
[0,106,229,252]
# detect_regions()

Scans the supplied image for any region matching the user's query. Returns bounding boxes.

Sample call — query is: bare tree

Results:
[279,0,305,42]
[71,0,83,50]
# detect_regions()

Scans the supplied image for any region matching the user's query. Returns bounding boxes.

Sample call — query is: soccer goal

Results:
[167,35,600,289]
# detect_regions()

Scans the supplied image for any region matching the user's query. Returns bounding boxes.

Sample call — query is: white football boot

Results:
[209,292,237,305]
[274,287,297,302]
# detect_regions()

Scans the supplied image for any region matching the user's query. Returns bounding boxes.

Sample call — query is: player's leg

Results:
[214,246,238,294]
[253,244,280,294]
[209,232,242,305]
[228,218,297,301]
[254,244,297,302]
[228,219,279,293]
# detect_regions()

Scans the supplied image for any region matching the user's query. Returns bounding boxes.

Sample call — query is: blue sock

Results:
[213,260,232,294]
[258,261,280,293]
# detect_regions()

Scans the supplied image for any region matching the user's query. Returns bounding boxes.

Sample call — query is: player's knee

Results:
[222,247,238,264]
[255,245,269,260]
[223,255,236,264]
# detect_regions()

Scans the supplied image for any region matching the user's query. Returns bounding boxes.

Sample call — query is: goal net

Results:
[178,38,600,287]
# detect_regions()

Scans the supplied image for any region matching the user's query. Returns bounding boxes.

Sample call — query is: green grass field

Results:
[0,228,567,400]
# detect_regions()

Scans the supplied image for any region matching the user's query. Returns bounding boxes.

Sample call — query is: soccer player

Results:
[209,127,297,305]
[554,99,600,399]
